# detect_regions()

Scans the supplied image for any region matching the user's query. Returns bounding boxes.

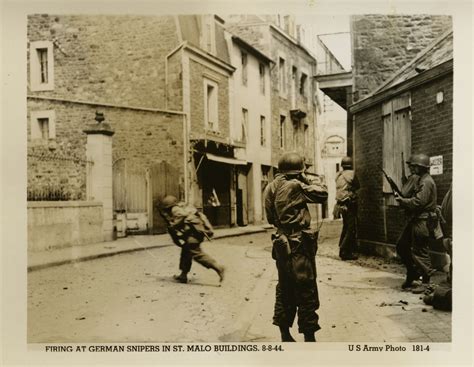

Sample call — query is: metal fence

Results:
[27,152,94,201]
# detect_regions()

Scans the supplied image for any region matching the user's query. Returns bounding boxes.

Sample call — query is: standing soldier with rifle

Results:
[390,155,422,289]
[394,153,442,294]
[158,195,225,284]
[264,152,328,342]
[334,156,360,261]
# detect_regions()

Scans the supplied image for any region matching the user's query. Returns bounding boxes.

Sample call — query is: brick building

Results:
[348,17,453,254]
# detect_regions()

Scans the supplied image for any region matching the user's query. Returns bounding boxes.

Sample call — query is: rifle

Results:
[401,152,407,185]
[381,169,404,197]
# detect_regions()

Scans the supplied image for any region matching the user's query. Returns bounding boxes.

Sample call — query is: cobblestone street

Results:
[27,231,451,343]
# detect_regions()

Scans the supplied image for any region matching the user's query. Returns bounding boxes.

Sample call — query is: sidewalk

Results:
[27,224,272,272]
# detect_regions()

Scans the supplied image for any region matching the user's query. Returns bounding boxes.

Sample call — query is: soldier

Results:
[396,156,423,289]
[395,153,441,294]
[158,195,225,284]
[264,152,328,342]
[333,156,360,261]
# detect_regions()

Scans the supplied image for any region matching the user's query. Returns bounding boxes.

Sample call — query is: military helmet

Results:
[410,153,430,168]
[278,152,305,175]
[341,156,353,168]
[158,195,178,210]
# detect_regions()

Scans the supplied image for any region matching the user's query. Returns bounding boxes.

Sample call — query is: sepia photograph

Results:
[1,0,473,366]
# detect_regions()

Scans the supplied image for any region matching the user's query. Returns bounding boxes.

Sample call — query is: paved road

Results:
[27,232,451,343]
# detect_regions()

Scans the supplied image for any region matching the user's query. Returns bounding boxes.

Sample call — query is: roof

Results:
[231,35,274,64]
[350,29,453,113]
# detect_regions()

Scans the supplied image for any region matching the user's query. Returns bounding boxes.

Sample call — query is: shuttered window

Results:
[382,93,411,205]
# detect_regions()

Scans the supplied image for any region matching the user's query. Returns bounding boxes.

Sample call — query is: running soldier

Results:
[333,156,360,261]
[395,153,442,294]
[264,152,328,342]
[158,195,225,284]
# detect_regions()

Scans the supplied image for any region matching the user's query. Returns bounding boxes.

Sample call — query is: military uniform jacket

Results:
[164,202,203,243]
[264,174,328,233]
[335,170,360,203]
[398,173,437,218]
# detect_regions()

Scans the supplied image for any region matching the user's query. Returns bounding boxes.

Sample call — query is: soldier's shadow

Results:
[154,275,221,288]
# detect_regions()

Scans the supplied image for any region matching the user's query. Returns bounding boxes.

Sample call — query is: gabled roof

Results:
[373,29,453,94]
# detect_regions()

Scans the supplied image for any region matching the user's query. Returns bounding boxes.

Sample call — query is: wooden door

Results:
[150,161,180,234]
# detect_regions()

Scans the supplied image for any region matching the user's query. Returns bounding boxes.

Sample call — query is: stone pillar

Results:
[83,112,115,242]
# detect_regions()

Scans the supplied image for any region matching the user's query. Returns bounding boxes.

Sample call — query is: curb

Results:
[28,227,270,272]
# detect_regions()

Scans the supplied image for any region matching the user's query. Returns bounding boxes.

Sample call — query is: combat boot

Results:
[213,265,225,282]
[173,272,188,283]
[279,326,296,342]
[304,332,316,342]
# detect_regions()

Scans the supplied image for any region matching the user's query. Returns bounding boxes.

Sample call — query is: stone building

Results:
[226,15,320,173]
[227,34,273,225]
[348,16,453,256]
[28,14,308,240]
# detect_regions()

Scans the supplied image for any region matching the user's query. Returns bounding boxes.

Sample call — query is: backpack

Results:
[187,210,214,241]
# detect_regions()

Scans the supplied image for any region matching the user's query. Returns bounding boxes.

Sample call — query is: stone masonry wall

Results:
[27,15,179,109]
[351,15,452,101]
[27,98,185,197]
[188,59,230,139]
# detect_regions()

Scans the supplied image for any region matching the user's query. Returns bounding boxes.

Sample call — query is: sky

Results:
[296,14,352,70]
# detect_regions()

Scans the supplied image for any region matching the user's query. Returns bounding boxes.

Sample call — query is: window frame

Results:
[204,78,219,131]
[29,40,54,91]
[279,115,286,149]
[241,51,248,86]
[260,115,266,147]
[30,110,56,141]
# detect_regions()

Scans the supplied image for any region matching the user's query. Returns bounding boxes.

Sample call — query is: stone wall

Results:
[27,98,185,197]
[351,15,452,101]
[188,59,230,138]
[27,201,103,251]
[27,15,179,109]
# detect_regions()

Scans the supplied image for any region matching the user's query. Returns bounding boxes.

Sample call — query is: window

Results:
[300,73,308,97]
[279,115,286,148]
[30,110,56,141]
[336,163,340,173]
[291,66,297,107]
[279,57,286,95]
[260,116,266,146]
[383,93,411,205]
[204,79,218,131]
[241,108,248,142]
[241,51,248,86]
[293,122,299,149]
[259,63,265,94]
[30,41,54,91]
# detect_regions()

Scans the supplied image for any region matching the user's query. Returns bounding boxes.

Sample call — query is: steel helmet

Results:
[341,156,353,168]
[159,195,178,210]
[410,153,430,168]
[278,152,305,175]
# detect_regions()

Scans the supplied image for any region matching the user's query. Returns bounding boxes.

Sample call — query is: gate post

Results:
[84,112,115,242]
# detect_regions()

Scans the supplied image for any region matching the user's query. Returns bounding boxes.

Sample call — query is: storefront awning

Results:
[206,153,247,166]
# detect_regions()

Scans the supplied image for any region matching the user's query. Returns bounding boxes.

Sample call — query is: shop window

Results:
[29,41,54,91]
